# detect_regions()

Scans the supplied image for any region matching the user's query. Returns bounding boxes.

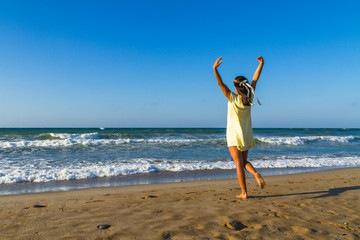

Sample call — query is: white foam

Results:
[0,133,356,149]
[0,138,200,148]
[0,159,234,184]
[252,155,360,168]
[0,133,224,149]
[0,156,359,184]
[256,136,356,145]
[49,132,99,140]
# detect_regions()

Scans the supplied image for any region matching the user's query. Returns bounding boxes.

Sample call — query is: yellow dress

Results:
[226,92,256,151]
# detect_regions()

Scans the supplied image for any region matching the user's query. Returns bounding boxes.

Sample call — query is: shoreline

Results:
[0,168,359,239]
[0,166,354,196]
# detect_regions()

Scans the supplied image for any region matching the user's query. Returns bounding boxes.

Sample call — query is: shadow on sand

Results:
[251,186,360,199]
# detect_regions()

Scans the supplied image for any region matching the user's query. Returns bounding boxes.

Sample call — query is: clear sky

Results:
[0,0,359,128]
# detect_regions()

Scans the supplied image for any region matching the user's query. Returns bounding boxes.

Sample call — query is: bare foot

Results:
[236,193,248,199]
[255,173,266,188]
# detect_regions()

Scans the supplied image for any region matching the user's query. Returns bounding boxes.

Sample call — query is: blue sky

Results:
[0,0,359,128]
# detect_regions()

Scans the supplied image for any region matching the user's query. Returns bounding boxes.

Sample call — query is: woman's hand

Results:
[256,56,264,64]
[213,56,231,100]
[252,56,264,90]
[213,57,223,69]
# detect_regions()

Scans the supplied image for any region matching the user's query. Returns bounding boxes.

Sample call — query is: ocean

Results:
[0,128,359,195]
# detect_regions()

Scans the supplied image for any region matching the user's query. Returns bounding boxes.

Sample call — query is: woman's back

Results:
[226,92,255,151]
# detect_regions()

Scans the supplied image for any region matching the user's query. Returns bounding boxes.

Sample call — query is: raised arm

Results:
[213,57,231,100]
[251,56,264,91]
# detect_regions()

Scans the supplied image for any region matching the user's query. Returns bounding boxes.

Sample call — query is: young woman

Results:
[213,56,266,199]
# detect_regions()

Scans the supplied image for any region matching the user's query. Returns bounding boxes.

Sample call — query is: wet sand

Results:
[0,168,359,239]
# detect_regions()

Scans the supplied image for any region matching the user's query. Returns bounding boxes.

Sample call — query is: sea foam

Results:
[1,155,359,184]
[0,132,224,149]
[256,136,356,145]
[0,132,356,149]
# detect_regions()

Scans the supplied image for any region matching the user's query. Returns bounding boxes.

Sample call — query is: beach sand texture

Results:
[0,168,359,240]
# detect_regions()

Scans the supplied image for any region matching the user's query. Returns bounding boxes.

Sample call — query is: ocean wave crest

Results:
[256,135,356,145]
[252,155,360,168]
[1,155,359,184]
[0,132,356,149]
[0,132,225,149]
[43,132,100,140]
[0,159,234,184]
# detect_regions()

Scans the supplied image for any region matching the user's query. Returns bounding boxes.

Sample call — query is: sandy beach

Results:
[0,168,359,240]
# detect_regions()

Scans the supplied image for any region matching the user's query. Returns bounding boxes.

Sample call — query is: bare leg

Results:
[242,150,266,188]
[228,146,247,199]
[242,151,257,175]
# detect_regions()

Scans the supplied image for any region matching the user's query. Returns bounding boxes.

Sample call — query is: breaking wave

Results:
[1,155,359,184]
[256,136,356,145]
[0,132,357,149]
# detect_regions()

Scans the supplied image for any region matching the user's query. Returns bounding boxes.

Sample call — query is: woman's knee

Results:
[243,159,249,166]
[233,158,245,169]
[229,147,245,168]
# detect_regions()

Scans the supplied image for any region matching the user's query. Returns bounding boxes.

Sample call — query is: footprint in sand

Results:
[225,221,247,231]
[152,210,163,214]
[184,197,195,201]
[321,221,359,233]
[85,200,104,203]
[290,225,317,234]
[142,195,158,199]
[266,211,290,219]
[273,202,289,208]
